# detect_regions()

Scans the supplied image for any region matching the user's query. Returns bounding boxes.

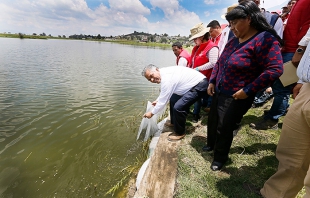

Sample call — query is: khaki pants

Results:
[261,83,310,198]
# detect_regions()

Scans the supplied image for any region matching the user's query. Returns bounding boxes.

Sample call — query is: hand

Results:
[207,83,215,96]
[292,83,303,99]
[232,89,248,100]
[143,112,154,119]
[292,52,303,67]
[265,87,272,94]
[151,100,157,106]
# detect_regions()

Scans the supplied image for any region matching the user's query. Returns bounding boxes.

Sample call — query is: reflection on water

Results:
[0,38,175,197]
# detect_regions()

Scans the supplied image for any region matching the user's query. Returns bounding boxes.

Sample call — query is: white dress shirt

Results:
[273,18,284,39]
[218,26,230,56]
[151,66,205,115]
[177,57,188,67]
[297,27,310,83]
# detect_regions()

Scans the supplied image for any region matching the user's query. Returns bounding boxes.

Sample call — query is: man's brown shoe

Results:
[204,107,210,113]
[167,132,185,142]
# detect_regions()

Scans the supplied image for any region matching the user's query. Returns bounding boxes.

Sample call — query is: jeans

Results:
[264,52,294,121]
[169,94,182,125]
[253,88,273,107]
[193,94,209,115]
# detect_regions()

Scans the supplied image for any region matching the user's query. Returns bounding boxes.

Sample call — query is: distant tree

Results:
[48,34,52,37]
[40,32,46,36]
[110,35,112,39]
[148,35,155,42]
[63,35,66,38]
[160,37,167,43]
[58,35,61,38]
[18,33,24,39]
[178,34,180,37]
[163,33,168,37]
[97,34,101,39]
[78,34,82,39]
[33,33,37,36]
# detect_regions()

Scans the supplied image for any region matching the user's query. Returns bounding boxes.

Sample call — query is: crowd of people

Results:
[142,0,310,197]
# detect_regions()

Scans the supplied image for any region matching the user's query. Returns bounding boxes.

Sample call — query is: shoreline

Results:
[0,34,193,51]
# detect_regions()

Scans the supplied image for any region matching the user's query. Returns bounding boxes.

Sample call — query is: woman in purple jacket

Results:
[203,0,284,171]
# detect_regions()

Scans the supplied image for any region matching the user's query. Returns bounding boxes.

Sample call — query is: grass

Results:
[175,99,306,198]
[0,33,49,39]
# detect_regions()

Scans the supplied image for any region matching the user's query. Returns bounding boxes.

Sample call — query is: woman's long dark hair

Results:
[203,32,211,41]
[225,0,283,45]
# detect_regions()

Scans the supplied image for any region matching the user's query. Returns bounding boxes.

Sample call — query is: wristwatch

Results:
[296,48,304,54]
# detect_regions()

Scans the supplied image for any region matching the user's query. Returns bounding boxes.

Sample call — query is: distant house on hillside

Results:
[141,35,148,42]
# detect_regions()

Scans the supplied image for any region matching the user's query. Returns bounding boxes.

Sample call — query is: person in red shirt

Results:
[250,0,310,130]
[207,20,223,45]
[171,42,191,67]
[188,23,219,122]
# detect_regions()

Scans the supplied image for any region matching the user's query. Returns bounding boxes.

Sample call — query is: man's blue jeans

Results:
[193,94,209,115]
[264,52,295,121]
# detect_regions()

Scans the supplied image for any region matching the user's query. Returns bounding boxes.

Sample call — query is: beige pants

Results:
[261,83,310,198]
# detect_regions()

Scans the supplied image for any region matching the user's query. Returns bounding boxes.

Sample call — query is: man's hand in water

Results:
[143,112,154,118]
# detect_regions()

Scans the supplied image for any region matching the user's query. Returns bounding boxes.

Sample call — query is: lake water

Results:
[0,38,175,197]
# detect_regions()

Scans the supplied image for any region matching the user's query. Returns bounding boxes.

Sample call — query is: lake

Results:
[0,38,175,197]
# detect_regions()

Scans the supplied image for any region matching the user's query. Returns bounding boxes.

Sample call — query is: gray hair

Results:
[141,64,158,77]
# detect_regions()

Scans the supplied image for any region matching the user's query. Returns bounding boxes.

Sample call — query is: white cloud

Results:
[148,0,201,36]
[204,11,210,17]
[0,0,203,37]
[204,0,215,5]
[109,0,150,15]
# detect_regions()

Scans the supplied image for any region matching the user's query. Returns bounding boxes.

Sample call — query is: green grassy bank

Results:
[0,33,50,39]
[175,99,306,198]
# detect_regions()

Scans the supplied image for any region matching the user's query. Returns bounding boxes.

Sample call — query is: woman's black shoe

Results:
[210,161,224,171]
[202,145,213,152]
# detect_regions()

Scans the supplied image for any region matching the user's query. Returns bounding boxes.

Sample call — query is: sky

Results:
[0,0,288,37]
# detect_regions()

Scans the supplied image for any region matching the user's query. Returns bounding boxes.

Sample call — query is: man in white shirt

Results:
[260,27,310,198]
[142,64,208,141]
